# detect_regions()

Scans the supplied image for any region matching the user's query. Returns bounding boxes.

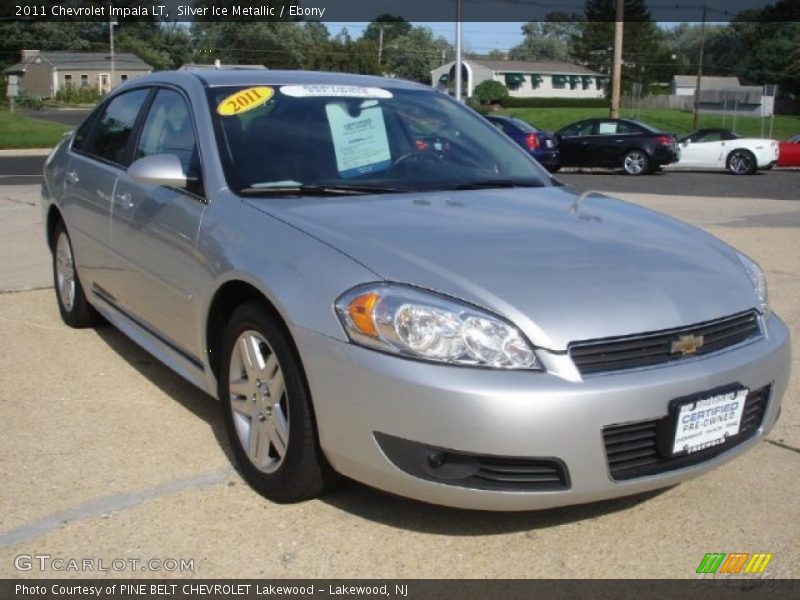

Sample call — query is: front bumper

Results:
[293,315,790,511]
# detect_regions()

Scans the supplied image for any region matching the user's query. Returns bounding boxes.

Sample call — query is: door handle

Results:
[614,138,624,143]
[65,171,79,185]
[115,191,134,209]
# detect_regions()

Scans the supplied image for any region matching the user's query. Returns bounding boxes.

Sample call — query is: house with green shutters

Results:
[431,59,606,99]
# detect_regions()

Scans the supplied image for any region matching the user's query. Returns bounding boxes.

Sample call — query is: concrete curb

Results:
[0,148,53,157]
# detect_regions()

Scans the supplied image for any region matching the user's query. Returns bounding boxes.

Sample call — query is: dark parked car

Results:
[555,118,679,175]
[485,115,560,171]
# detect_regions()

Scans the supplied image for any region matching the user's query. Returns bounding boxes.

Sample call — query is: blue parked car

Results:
[485,115,560,172]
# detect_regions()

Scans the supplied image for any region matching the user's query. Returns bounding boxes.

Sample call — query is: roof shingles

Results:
[4,51,151,74]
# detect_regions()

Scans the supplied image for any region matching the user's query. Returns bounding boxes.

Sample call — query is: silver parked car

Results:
[42,69,790,511]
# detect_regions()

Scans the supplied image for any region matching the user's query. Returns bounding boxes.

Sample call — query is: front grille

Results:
[570,310,761,375]
[374,432,570,492]
[603,386,770,481]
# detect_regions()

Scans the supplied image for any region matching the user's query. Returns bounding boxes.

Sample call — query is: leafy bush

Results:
[12,92,44,111]
[501,97,610,108]
[465,96,491,114]
[55,83,103,105]
[473,80,509,105]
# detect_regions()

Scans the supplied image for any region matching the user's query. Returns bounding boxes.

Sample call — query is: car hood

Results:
[245,186,758,350]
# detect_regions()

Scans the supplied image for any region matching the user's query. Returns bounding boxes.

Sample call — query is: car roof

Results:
[128,68,430,91]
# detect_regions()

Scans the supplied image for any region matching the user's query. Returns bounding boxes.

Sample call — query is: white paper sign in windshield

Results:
[281,85,393,99]
[325,102,391,179]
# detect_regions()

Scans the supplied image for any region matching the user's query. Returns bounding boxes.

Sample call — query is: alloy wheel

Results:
[729,151,754,175]
[228,330,290,474]
[623,151,646,175]
[55,232,76,312]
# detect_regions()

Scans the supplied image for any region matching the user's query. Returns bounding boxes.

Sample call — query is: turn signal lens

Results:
[348,292,380,337]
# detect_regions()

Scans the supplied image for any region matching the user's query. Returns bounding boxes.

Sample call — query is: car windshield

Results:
[207,85,550,195]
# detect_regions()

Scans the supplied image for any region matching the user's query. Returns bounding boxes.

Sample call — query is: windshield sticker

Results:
[325,101,391,179]
[281,85,393,99]
[216,87,274,116]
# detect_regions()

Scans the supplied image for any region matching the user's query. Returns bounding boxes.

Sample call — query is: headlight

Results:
[335,284,541,370]
[736,252,770,318]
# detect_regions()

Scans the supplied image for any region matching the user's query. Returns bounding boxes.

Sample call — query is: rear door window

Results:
[561,121,596,137]
[84,88,151,166]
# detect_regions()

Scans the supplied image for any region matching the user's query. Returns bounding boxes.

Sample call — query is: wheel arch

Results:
[46,204,65,251]
[623,146,651,159]
[205,279,297,383]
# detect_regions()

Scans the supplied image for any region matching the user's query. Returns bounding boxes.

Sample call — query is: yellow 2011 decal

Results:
[216,86,274,116]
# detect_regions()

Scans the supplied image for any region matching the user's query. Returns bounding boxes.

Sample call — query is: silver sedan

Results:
[41,69,790,510]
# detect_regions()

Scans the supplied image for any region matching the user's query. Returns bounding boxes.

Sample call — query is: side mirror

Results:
[128,154,189,188]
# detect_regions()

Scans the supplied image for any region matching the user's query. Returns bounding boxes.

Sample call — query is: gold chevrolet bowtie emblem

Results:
[671,334,705,356]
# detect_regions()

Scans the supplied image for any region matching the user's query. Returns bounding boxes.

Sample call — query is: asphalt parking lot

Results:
[0,182,798,579]
[2,154,798,198]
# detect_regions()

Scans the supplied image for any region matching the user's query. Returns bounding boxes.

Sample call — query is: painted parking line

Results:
[0,468,234,548]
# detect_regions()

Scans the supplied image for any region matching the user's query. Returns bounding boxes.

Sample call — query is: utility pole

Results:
[455,0,463,101]
[109,15,115,93]
[610,0,624,118]
[692,4,707,130]
[377,26,384,66]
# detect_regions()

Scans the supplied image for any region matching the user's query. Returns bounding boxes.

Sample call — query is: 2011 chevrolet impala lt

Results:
[41,70,791,510]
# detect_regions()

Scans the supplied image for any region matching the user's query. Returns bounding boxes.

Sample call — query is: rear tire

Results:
[727,149,757,175]
[218,302,336,502]
[51,221,101,328]
[622,150,650,176]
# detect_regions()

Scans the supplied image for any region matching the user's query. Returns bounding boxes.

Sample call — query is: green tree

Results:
[363,15,412,44]
[303,36,381,75]
[483,49,507,61]
[191,21,316,69]
[508,13,583,62]
[473,80,509,105]
[382,27,451,83]
[572,0,670,94]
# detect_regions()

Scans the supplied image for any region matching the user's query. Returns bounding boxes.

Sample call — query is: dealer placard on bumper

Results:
[673,388,749,454]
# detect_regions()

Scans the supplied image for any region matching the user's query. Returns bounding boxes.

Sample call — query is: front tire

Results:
[218,302,335,502]
[51,221,100,328]
[727,149,757,175]
[622,149,650,176]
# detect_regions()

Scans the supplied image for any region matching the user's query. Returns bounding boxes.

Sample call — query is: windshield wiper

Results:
[239,184,408,197]
[444,179,545,190]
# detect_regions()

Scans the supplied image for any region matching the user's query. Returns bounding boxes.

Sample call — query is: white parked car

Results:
[669,128,778,175]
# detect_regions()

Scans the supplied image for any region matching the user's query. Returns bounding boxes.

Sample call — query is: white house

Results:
[671,75,757,96]
[431,59,606,99]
